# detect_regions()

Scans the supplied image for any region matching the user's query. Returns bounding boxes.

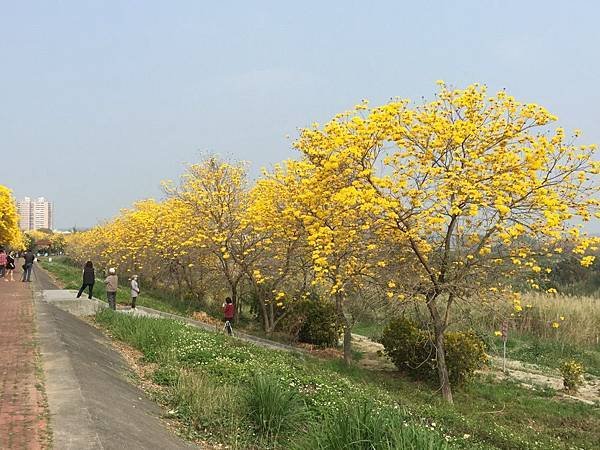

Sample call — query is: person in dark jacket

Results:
[76,261,95,299]
[5,252,15,281]
[21,250,35,282]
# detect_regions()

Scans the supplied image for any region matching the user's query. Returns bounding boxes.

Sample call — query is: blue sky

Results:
[2,1,599,230]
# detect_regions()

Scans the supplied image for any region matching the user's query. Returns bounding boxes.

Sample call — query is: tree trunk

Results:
[428,299,453,404]
[342,315,352,365]
[253,285,272,333]
[336,294,352,365]
[434,324,453,404]
[231,284,239,324]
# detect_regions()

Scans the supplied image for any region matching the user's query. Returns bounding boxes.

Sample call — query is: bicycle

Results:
[223,319,234,336]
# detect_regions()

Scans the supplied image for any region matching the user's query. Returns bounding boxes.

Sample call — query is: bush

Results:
[294,400,448,450]
[245,373,306,444]
[444,331,489,384]
[283,294,341,347]
[560,359,585,392]
[380,317,487,385]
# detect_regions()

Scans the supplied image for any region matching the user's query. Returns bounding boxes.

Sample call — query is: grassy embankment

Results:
[94,309,600,450]
[43,257,600,449]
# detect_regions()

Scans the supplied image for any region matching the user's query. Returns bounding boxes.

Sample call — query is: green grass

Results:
[39,257,193,315]
[171,369,251,448]
[41,259,600,448]
[294,401,448,450]
[354,321,386,340]
[487,334,600,377]
[244,373,307,445]
[94,309,600,450]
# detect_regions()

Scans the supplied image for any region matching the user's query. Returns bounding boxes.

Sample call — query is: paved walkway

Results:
[32,264,197,450]
[0,274,49,449]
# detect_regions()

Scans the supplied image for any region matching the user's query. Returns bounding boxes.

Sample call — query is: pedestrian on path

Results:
[104,267,118,310]
[222,297,235,335]
[21,250,35,282]
[76,260,95,299]
[130,275,139,309]
[0,248,6,278]
[4,252,15,281]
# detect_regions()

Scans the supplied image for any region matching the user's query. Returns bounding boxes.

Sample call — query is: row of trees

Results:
[0,185,23,249]
[66,83,599,403]
[23,229,66,254]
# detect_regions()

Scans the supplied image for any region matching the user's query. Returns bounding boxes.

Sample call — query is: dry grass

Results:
[513,293,600,347]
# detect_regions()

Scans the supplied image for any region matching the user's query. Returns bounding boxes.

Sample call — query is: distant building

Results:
[17,197,53,231]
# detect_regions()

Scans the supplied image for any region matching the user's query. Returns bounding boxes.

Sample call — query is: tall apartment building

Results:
[17,197,53,231]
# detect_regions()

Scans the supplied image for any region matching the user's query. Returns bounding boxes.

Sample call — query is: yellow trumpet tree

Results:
[245,172,307,333]
[165,156,258,313]
[294,83,599,403]
[0,185,24,249]
[258,159,395,363]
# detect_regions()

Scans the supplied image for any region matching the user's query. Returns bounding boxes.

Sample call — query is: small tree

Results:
[294,83,599,402]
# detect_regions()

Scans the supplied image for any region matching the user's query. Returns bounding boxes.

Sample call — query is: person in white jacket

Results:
[130,275,140,309]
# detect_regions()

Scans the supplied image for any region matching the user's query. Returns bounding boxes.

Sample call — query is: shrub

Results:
[379,317,432,379]
[294,400,448,450]
[444,331,489,384]
[380,317,487,384]
[283,294,341,347]
[299,299,340,347]
[560,359,585,392]
[245,373,306,444]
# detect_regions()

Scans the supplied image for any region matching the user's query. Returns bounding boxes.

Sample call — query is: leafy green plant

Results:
[152,364,179,386]
[245,373,307,444]
[560,359,585,392]
[294,400,447,450]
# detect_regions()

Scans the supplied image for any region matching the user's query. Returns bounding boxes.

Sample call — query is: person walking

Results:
[0,248,6,278]
[21,250,35,282]
[104,268,118,310]
[76,261,95,299]
[4,252,15,281]
[130,275,140,309]
[222,297,235,335]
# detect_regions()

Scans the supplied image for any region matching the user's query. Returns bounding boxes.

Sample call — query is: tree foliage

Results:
[0,185,24,249]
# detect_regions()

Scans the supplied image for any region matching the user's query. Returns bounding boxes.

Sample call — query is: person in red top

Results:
[222,297,235,335]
